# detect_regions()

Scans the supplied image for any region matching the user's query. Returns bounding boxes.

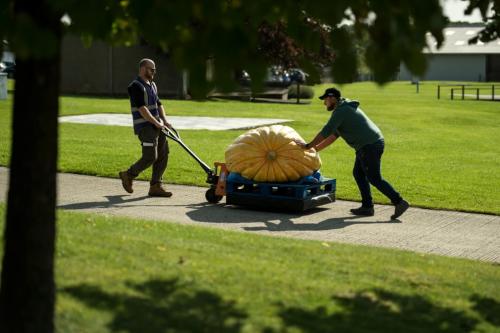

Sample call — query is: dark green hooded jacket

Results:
[320,98,383,151]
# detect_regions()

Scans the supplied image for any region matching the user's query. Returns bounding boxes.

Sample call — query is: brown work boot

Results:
[148,183,173,197]
[119,171,134,193]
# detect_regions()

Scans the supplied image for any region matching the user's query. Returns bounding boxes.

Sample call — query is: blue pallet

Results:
[225,172,336,212]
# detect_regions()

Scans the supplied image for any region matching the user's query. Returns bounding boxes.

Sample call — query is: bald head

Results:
[139,58,155,70]
[138,58,156,81]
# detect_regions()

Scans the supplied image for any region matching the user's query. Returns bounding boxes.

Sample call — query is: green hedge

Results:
[288,84,314,99]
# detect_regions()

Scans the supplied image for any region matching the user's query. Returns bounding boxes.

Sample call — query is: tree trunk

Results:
[0,1,61,332]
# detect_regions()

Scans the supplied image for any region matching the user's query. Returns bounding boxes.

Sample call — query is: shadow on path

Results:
[58,197,403,232]
[244,216,400,232]
[185,203,399,231]
[62,278,247,333]
[185,202,326,225]
[57,195,151,210]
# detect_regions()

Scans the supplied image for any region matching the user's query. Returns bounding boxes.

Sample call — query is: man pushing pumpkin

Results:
[297,87,409,219]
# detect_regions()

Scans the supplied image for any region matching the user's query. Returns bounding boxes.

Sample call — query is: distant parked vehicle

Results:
[0,61,15,79]
[237,66,308,88]
[288,68,308,84]
[237,70,251,86]
[265,66,291,87]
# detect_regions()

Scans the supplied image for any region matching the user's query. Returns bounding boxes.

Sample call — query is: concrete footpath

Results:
[1,167,499,263]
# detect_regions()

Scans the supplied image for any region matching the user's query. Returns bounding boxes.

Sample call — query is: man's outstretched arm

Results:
[295,133,338,151]
[314,134,338,151]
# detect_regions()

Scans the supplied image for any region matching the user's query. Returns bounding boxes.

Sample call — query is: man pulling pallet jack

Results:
[119,58,173,198]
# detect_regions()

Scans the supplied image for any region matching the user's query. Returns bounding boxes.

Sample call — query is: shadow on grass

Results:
[62,280,497,332]
[273,289,479,333]
[470,294,500,327]
[62,278,247,333]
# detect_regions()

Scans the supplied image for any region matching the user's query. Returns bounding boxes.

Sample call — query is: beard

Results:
[327,103,336,111]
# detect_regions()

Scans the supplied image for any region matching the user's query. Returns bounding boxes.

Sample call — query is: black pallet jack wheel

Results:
[205,187,223,203]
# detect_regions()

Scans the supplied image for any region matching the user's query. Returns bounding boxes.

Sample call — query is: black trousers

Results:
[353,139,402,207]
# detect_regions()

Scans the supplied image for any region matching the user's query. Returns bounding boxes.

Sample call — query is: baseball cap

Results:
[318,87,341,100]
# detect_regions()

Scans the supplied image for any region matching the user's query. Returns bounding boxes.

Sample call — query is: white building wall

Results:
[398,54,486,81]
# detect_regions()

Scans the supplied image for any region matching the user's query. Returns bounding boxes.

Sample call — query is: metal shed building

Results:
[398,26,500,82]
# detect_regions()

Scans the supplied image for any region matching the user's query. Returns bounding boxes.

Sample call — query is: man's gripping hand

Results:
[293,139,308,149]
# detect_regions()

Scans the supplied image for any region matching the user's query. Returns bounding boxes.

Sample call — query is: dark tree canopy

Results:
[0,0,498,93]
[466,0,500,43]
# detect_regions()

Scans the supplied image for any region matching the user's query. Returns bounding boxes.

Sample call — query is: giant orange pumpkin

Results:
[225,125,321,182]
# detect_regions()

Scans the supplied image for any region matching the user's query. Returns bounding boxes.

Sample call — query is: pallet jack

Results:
[162,127,227,203]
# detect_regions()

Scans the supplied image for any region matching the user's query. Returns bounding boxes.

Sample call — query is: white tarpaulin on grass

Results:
[59,113,292,130]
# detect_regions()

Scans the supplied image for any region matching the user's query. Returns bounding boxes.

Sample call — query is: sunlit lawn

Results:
[1,80,499,332]
[0,80,499,214]
[0,206,498,333]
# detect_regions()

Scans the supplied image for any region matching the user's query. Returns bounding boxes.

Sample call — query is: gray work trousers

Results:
[128,126,169,185]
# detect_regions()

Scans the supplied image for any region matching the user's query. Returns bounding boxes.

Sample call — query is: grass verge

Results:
[1,205,498,332]
[0,81,499,214]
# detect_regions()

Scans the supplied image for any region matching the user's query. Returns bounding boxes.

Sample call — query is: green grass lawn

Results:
[0,205,498,333]
[1,81,499,332]
[0,81,499,214]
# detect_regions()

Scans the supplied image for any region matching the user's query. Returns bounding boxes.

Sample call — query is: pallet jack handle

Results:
[161,126,214,176]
